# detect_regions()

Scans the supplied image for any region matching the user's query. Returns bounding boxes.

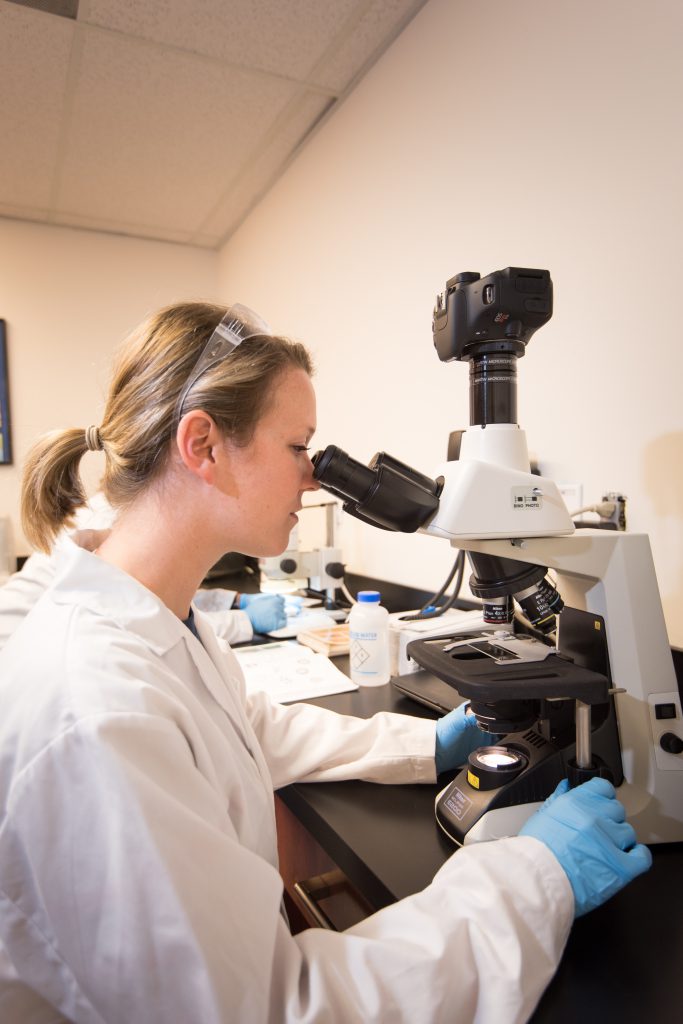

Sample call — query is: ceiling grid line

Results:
[47,18,85,217]
[74,16,342,97]
[191,89,337,246]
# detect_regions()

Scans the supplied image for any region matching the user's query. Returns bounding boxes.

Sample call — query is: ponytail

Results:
[20,428,91,552]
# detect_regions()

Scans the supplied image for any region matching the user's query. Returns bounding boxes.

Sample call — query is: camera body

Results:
[432,266,553,363]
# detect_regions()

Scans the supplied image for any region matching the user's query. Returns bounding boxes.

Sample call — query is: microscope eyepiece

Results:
[312,445,441,533]
[311,446,376,505]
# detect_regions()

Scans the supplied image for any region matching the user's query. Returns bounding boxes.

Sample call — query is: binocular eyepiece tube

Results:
[312,445,441,533]
[312,445,564,634]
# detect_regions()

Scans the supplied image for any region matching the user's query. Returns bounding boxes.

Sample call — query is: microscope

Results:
[259,502,347,615]
[312,267,683,846]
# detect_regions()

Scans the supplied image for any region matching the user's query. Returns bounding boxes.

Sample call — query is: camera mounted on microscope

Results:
[432,267,553,363]
[433,267,553,430]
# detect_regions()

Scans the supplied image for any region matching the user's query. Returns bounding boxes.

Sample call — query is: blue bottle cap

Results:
[357,590,381,602]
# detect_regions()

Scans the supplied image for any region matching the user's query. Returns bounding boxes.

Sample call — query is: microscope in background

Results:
[312,267,683,846]
[259,501,348,618]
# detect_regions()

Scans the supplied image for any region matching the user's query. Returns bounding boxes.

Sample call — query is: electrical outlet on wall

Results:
[557,483,583,518]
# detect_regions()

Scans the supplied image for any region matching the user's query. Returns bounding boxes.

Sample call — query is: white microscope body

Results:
[415,417,682,844]
[421,436,682,842]
[312,267,682,845]
[427,423,573,540]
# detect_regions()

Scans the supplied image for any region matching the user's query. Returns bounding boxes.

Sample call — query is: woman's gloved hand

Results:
[239,593,287,633]
[435,703,502,773]
[519,777,652,917]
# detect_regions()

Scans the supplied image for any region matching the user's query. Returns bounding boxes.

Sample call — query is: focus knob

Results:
[660,732,683,755]
[325,562,345,579]
[280,558,298,574]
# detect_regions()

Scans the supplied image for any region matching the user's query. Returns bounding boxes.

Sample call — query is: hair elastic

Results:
[84,425,103,452]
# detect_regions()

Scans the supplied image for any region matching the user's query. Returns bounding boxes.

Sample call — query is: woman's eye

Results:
[291,445,311,454]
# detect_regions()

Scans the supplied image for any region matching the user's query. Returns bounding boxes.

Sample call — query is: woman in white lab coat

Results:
[0,301,650,1024]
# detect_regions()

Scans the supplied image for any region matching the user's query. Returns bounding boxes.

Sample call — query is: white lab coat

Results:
[0,540,573,1024]
[0,492,252,650]
[0,551,252,650]
[0,549,56,650]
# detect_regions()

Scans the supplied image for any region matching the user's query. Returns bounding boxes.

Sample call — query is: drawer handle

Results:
[292,871,348,930]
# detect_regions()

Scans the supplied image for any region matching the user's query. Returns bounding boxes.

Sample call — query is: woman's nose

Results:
[303,457,321,491]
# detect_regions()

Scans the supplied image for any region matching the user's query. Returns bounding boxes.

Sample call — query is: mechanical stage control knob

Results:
[325,562,345,579]
[660,732,683,755]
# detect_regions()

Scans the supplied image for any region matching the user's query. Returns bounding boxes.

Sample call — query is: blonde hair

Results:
[21,301,313,552]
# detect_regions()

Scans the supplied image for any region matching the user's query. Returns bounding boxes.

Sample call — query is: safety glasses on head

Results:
[174,303,272,428]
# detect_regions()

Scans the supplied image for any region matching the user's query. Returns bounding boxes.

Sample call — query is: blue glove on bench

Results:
[239,593,287,633]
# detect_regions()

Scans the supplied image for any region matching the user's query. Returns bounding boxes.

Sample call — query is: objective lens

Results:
[515,576,564,633]
[482,595,513,626]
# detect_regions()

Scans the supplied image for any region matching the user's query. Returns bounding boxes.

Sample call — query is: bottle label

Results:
[350,634,388,680]
[349,608,390,685]
[351,641,375,673]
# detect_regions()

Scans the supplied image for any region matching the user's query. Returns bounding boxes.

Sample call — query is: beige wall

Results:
[0,217,218,558]
[218,0,683,644]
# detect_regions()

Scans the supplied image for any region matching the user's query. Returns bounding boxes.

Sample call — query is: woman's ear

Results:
[175,410,222,483]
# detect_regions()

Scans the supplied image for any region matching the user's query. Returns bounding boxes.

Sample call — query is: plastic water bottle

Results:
[349,591,391,686]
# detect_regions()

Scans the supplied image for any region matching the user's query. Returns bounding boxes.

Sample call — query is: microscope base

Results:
[435,729,567,846]
[456,801,543,845]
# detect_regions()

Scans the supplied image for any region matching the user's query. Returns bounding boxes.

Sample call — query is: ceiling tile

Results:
[0,3,74,206]
[55,26,301,232]
[0,0,421,246]
[82,0,359,83]
[199,90,333,246]
[312,0,425,92]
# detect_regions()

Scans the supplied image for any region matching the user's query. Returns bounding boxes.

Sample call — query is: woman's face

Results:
[219,367,320,556]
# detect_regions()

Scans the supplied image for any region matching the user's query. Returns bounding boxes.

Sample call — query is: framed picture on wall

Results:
[0,320,12,465]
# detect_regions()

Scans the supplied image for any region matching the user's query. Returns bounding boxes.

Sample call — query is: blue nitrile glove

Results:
[435,703,502,773]
[519,777,652,917]
[239,593,287,633]
[284,596,304,618]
